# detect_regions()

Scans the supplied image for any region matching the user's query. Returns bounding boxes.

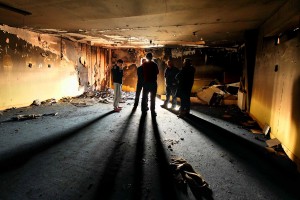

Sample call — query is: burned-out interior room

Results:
[0,0,300,199]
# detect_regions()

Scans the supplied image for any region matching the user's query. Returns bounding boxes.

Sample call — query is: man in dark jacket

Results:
[141,53,159,116]
[111,59,124,112]
[175,58,195,117]
[161,59,179,109]
[133,58,146,109]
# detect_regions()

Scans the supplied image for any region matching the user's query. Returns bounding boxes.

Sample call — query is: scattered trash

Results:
[197,86,225,105]
[99,97,110,104]
[11,112,58,121]
[170,158,212,199]
[71,102,89,107]
[266,138,281,148]
[59,97,73,103]
[4,107,17,112]
[41,98,57,105]
[195,82,240,106]
[164,139,180,151]
[31,99,41,106]
[12,114,42,121]
[42,112,58,116]
[250,123,270,136]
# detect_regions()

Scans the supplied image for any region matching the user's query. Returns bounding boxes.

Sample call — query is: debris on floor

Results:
[266,138,281,148]
[4,107,17,111]
[31,99,41,106]
[31,99,58,106]
[264,140,288,158]
[170,157,212,199]
[99,98,110,104]
[251,123,270,136]
[11,112,58,121]
[59,97,73,103]
[41,98,57,105]
[11,114,42,121]
[196,82,239,106]
[71,102,90,107]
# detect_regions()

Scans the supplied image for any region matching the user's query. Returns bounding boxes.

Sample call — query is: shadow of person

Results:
[93,110,135,200]
[151,117,181,200]
[132,113,147,200]
[0,110,115,172]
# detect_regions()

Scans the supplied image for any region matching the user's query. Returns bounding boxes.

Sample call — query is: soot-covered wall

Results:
[0,25,109,110]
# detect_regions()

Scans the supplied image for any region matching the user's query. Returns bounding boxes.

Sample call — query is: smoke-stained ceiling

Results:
[0,0,288,48]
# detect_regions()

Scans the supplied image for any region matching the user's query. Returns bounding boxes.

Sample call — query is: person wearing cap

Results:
[141,53,159,116]
[175,58,195,117]
[111,59,124,112]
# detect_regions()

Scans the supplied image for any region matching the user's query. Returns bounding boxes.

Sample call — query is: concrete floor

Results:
[0,97,299,200]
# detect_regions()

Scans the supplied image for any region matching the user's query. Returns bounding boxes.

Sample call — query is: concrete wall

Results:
[0,25,109,110]
[250,0,300,169]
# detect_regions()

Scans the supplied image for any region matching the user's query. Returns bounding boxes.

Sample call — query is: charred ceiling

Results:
[0,0,287,48]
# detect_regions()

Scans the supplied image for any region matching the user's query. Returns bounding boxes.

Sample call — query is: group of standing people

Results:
[161,58,195,117]
[134,53,159,116]
[111,53,195,118]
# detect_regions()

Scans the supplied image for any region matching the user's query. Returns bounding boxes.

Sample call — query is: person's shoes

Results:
[177,110,187,118]
[114,107,121,112]
[177,113,185,118]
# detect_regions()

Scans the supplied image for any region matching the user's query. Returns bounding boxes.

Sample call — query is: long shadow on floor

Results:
[182,113,300,199]
[151,116,181,200]
[132,113,147,200]
[93,109,136,200]
[0,110,115,172]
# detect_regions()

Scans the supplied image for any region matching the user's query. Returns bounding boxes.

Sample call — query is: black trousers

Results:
[134,82,143,106]
[178,88,191,112]
[165,85,177,107]
[142,82,157,112]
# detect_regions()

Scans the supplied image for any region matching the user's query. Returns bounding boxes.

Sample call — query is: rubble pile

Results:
[196,82,239,106]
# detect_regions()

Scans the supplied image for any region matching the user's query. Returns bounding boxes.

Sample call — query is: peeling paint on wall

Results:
[0,26,86,110]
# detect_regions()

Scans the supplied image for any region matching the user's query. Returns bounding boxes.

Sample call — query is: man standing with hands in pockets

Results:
[111,59,124,112]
